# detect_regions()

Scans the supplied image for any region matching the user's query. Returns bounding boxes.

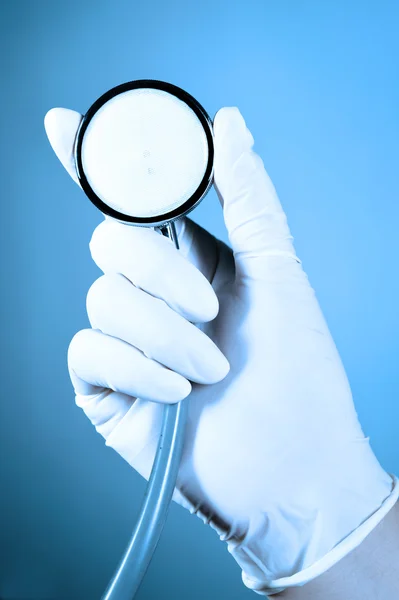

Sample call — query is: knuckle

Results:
[67,328,91,368]
[86,273,126,326]
[89,220,107,261]
[86,274,110,321]
[89,219,120,266]
[90,219,135,274]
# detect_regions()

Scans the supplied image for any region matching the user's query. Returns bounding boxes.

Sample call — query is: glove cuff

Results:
[238,473,399,596]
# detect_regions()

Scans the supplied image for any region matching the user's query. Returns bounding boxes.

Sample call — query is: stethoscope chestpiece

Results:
[74,79,214,228]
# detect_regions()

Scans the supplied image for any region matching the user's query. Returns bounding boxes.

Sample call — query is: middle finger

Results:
[86,273,230,385]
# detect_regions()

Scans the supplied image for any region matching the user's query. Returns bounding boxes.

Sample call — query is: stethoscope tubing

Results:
[102,221,188,600]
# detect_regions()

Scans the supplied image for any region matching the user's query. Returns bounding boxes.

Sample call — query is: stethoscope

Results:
[73,79,214,599]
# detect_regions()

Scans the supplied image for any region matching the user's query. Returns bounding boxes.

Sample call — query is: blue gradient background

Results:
[0,1,398,598]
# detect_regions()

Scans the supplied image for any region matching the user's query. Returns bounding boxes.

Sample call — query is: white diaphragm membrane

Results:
[80,88,209,219]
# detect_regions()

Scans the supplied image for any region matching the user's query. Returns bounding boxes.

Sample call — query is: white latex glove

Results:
[44,105,398,595]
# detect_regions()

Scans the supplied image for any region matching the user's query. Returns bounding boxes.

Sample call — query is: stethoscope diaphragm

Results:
[74,79,214,227]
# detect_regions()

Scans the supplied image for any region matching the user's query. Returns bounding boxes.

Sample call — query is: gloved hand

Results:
[44,105,398,595]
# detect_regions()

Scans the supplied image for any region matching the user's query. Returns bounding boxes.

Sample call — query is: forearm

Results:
[277,500,399,600]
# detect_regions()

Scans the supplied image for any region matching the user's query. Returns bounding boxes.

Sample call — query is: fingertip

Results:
[44,107,83,184]
[214,106,243,127]
[209,352,230,384]
[164,374,192,403]
[213,106,254,148]
[213,108,254,195]
[195,286,219,323]
[177,376,192,401]
[195,334,231,385]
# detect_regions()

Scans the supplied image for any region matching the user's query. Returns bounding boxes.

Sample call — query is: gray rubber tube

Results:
[102,221,188,600]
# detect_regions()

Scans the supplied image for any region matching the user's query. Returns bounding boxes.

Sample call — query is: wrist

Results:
[226,439,398,595]
[259,473,399,595]
[277,498,399,600]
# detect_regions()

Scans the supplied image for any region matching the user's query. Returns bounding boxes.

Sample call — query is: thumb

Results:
[213,107,299,276]
[44,107,83,185]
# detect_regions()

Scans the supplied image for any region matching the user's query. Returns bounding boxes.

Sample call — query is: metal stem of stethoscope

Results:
[102,220,188,600]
